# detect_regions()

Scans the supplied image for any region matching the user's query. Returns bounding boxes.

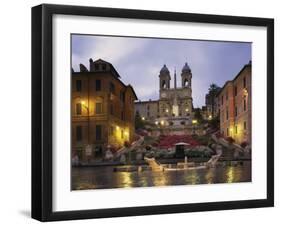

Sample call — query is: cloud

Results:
[72,35,149,71]
[72,35,251,107]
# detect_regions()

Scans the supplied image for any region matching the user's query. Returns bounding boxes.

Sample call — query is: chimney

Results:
[89,58,94,71]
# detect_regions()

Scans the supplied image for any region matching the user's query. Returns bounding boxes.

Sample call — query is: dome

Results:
[160,64,170,74]
[182,62,191,72]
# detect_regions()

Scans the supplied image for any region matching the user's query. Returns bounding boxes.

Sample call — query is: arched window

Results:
[162,80,166,88]
[184,79,188,87]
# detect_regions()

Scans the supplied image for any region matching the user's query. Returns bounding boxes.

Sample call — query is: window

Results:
[121,130,124,139]
[110,104,113,115]
[110,126,114,136]
[96,125,102,141]
[147,111,150,117]
[76,126,82,141]
[162,80,166,89]
[102,64,106,70]
[121,111,125,120]
[221,95,223,105]
[226,91,228,101]
[235,106,238,117]
[235,125,238,134]
[227,128,229,136]
[96,79,101,91]
[120,91,125,102]
[109,82,115,94]
[244,99,247,111]
[234,86,238,96]
[76,103,82,115]
[76,80,82,92]
[244,121,247,130]
[243,77,246,88]
[226,109,229,120]
[184,79,188,87]
[95,103,102,114]
[95,64,99,71]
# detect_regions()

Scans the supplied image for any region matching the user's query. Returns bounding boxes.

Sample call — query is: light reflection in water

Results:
[227,167,234,183]
[72,162,251,190]
[153,172,167,186]
[189,170,198,185]
[205,168,215,184]
[117,172,133,188]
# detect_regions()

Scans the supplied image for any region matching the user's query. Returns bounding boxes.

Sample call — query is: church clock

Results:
[161,92,167,98]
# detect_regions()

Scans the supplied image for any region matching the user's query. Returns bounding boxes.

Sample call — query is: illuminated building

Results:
[135,63,193,127]
[72,59,137,159]
[217,61,252,144]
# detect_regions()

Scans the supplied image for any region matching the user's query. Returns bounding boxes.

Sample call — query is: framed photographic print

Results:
[32,4,274,221]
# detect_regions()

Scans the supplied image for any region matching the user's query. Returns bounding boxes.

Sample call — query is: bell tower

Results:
[181,62,192,88]
[159,64,171,91]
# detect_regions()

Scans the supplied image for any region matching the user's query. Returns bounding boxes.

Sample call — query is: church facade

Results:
[135,63,193,127]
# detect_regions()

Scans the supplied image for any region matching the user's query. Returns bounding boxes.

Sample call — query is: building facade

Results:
[72,59,137,159]
[218,61,252,144]
[135,63,193,127]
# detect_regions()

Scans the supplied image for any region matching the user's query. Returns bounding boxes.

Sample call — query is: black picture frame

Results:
[32,4,274,222]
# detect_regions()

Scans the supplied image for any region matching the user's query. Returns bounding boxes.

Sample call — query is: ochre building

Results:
[72,59,137,159]
[217,61,252,144]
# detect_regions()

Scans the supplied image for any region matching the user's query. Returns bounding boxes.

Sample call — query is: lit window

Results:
[235,125,238,134]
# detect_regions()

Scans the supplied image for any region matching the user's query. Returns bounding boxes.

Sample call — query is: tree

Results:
[207,83,221,118]
[193,108,203,124]
[209,115,220,130]
[135,110,144,130]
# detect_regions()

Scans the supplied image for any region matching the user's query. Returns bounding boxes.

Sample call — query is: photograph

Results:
[71,34,252,190]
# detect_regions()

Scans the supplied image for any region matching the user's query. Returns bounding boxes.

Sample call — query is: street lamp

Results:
[192,119,198,134]
[192,119,198,124]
